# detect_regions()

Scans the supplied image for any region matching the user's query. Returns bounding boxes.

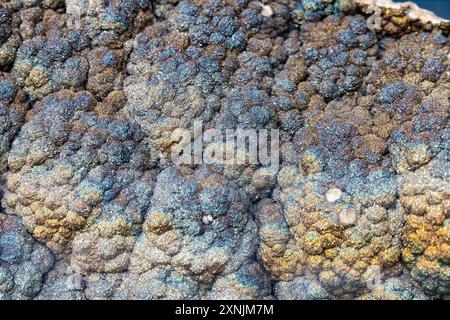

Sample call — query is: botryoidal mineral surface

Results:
[0,0,448,300]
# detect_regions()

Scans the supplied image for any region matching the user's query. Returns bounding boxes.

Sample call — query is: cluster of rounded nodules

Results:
[0,0,448,300]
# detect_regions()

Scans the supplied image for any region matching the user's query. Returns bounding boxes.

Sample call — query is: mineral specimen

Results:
[0,0,448,300]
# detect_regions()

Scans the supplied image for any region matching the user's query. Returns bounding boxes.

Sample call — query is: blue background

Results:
[396,0,450,19]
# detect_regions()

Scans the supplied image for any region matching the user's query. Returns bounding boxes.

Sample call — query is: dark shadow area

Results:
[0,189,4,213]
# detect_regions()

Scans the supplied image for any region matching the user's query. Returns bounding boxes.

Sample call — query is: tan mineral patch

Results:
[356,0,449,25]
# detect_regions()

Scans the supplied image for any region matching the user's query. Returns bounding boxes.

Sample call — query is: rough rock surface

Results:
[0,0,448,300]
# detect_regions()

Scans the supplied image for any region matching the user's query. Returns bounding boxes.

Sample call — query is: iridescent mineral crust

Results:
[0,0,448,300]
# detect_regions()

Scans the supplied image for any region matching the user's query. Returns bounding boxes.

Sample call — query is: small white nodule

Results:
[366,265,382,290]
[261,5,273,17]
[66,273,83,290]
[202,214,214,224]
[339,208,357,226]
[326,188,343,203]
